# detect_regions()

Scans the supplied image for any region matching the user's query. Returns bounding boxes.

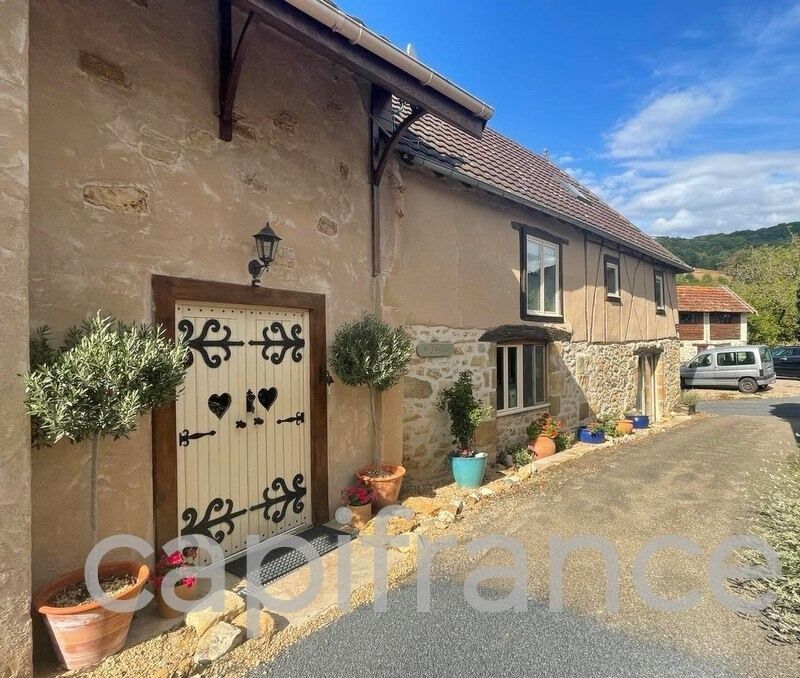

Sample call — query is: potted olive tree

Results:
[26,314,187,670]
[438,371,493,488]
[329,312,413,508]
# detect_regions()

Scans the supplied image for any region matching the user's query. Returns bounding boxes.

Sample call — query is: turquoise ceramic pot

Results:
[451,453,488,488]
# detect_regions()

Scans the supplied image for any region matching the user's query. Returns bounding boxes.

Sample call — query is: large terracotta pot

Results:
[531,435,556,459]
[155,582,197,619]
[34,560,149,670]
[616,419,634,435]
[346,503,373,530]
[356,465,406,510]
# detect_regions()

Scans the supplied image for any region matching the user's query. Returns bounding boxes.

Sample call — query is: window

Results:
[654,271,665,311]
[716,350,755,367]
[524,235,561,317]
[679,311,703,324]
[710,312,735,324]
[605,255,620,299]
[496,344,547,414]
[688,353,712,368]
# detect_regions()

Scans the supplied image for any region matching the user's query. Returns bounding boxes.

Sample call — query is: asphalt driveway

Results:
[252,410,800,677]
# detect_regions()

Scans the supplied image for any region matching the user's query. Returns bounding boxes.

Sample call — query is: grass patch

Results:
[735,454,800,644]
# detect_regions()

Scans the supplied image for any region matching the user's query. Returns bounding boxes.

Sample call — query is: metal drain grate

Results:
[225,525,353,586]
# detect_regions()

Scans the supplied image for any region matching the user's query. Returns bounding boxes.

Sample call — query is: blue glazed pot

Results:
[451,453,488,488]
[577,427,606,444]
[629,415,650,429]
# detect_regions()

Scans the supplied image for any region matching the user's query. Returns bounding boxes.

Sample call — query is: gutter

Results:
[284,0,494,121]
[406,154,693,273]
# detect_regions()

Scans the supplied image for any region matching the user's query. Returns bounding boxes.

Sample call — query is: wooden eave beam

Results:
[230,0,485,138]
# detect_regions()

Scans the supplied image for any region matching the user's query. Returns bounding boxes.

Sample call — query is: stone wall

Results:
[404,327,683,464]
[0,0,33,674]
[549,338,682,426]
[402,325,496,472]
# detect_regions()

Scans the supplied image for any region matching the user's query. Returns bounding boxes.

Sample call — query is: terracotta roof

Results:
[394,104,690,271]
[677,286,755,313]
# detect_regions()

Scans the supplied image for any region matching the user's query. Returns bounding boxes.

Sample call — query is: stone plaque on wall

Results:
[416,341,454,358]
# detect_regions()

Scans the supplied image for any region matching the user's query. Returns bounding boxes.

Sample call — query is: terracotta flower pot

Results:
[155,582,197,619]
[532,435,556,459]
[346,502,372,530]
[33,560,149,670]
[616,419,634,435]
[356,465,406,510]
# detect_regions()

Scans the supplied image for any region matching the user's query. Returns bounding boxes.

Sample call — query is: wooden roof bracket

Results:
[219,1,256,141]
[370,89,425,276]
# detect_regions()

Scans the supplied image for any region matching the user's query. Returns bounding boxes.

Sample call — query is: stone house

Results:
[0,1,690,672]
[677,286,755,361]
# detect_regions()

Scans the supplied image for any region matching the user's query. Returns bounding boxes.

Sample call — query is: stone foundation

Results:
[402,324,682,468]
[402,325,496,472]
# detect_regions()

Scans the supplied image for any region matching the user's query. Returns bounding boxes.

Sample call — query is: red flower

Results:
[182,576,197,589]
[341,483,377,506]
[165,551,184,566]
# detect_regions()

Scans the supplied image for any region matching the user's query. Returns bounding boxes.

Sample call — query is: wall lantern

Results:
[248,223,281,286]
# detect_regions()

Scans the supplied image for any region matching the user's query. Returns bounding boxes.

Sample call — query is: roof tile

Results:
[394,103,689,270]
[677,286,755,313]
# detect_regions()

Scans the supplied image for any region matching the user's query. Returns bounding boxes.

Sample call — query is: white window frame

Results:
[654,270,665,311]
[496,343,548,416]
[605,257,620,299]
[525,235,561,317]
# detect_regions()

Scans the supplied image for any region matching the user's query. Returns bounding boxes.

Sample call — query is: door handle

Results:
[235,420,247,429]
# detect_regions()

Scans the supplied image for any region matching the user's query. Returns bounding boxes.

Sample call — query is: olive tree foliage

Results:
[25,314,188,548]
[723,236,800,345]
[329,312,413,466]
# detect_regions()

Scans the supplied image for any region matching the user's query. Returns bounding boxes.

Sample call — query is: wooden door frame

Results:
[152,275,328,552]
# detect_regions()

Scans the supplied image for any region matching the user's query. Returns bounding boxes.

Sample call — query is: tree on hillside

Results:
[723,236,800,345]
[657,221,800,269]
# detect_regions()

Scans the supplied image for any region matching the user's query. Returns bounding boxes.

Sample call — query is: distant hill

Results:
[655,221,800,270]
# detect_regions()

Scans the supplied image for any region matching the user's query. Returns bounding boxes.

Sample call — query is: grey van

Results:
[680,345,775,393]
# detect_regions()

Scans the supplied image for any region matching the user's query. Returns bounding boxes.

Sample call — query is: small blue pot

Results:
[451,453,488,488]
[577,427,606,444]
[629,414,650,429]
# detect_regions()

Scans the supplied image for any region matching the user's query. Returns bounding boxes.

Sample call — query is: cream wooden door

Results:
[175,302,311,561]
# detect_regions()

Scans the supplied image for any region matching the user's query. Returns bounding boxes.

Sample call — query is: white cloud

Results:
[742,2,800,47]
[607,88,730,159]
[596,151,800,235]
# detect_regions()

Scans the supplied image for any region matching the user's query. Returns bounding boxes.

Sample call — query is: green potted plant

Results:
[438,371,493,488]
[329,312,413,508]
[597,411,628,438]
[679,390,699,415]
[27,315,187,670]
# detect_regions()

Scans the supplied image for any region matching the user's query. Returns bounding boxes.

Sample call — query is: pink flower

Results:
[165,551,184,566]
[182,576,196,589]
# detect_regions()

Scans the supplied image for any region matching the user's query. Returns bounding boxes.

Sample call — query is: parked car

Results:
[680,345,775,393]
[772,346,800,379]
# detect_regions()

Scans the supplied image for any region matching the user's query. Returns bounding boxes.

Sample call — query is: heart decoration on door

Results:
[258,387,278,411]
[208,393,232,419]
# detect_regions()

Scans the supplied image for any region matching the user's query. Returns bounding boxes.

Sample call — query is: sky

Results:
[343,0,800,238]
